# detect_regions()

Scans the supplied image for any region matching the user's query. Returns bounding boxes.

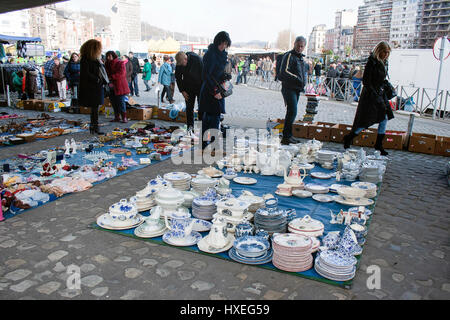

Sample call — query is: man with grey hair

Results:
[278,36,307,145]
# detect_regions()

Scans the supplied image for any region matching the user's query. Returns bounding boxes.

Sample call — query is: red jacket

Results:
[105,58,130,96]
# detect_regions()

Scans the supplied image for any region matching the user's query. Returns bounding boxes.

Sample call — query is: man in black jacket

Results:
[128,52,140,97]
[278,36,307,145]
[175,51,203,131]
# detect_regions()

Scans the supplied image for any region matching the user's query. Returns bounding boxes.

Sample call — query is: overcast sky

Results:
[60,0,364,43]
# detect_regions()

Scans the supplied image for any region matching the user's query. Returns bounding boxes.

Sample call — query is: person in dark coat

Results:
[343,41,395,156]
[128,52,140,97]
[278,36,308,145]
[124,55,133,95]
[64,53,81,97]
[24,66,39,100]
[105,51,130,123]
[79,39,108,135]
[199,31,232,151]
[175,51,203,131]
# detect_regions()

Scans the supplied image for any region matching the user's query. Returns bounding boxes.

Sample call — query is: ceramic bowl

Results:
[234,235,270,258]
[337,187,367,201]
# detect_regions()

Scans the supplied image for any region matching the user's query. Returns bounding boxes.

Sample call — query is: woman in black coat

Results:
[79,39,108,135]
[199,31,232,151]
[343,41,394,155]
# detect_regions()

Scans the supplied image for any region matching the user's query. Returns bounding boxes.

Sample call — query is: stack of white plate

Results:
[305,183,330,194]
[192,197,217,220]
[237,194,265,212]
[351,182,377,198]
[314,250,357,282]
[316,150,336,165]
[163,172,192,191]
[191,176,217,194]
[272,233,314,272]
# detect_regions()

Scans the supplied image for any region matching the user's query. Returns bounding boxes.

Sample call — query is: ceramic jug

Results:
[207,217,229,248]
[164,211,194,239]
[283,163,307,186]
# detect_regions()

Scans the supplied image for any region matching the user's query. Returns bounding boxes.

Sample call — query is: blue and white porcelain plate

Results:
[192,219,212,232]
[319,250,357,268]
[348,207,373,216]
[164,172,191,181]
[234,236,270,258]
[228,247,273,265]
[162,231,202,247]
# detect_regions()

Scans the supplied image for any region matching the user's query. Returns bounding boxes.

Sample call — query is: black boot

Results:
[343,131,357,149]
[375,134,388,156]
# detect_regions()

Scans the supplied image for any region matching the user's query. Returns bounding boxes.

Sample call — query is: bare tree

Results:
[276,29,291,51]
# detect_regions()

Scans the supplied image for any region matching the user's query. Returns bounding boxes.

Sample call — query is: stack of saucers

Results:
[272,233,314,272]
[254,199,287,234]
[316,150,336,166]
[314,250,357,282]
[192,190,218,220]
[191,176,217,194]
[288,215,325,237]
[228,235,273,265]
[163,172,192,191]
[351,181,378,198]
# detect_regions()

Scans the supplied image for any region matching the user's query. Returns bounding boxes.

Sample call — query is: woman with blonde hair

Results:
[79,39,109,135]
[343,41,395,155]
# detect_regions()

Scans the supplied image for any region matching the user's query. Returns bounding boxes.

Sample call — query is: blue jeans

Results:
[355,116,388,135]
[281,87,300,139]
[129,75,139,96]
[236,71,242,84]
[111,94,126,114]
[202,113,221,149]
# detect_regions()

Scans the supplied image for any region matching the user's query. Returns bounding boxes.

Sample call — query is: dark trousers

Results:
[129,75,139,96]
[161,85,173,102]
[90,105,99,131]
[281,86,300,139]
[201,113,221,149]
[110,92,126,116]
[45,76,57,96]
[242,71,248,84]
[185,90,200,128]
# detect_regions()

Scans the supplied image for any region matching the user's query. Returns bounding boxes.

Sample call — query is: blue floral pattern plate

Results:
[234,235,270,258]
[228,247,273,265]
[162,231,202,247]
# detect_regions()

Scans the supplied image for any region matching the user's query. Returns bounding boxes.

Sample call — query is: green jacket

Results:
[238,61,244,72]
[142,62,152,81]
[12,72,23,93]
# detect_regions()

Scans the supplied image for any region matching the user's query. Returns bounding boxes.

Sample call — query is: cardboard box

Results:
[80,106,91,114]
[292,121,313,139]
[307,122,335,141]
[354,128,377,147]
[434,136,450,157]
[157,108,172,121]
[173,111,187,123]
[24,99,36,110]
[152,106,159,119]
[330,124,353,143]
[128,107,153,120]
[383,130,406,150]
[408,133,436,155]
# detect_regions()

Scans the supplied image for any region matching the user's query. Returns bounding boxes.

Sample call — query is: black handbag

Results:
[383,71,396,100]
[214,78,233,98]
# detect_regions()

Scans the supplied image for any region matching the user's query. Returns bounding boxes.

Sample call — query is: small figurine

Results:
[64,139,71,156]
[71,138,77,154]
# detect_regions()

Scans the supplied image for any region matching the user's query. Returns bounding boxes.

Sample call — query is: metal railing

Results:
[232,73,450,120]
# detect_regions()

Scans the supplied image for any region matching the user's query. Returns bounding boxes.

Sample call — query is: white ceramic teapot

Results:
[283,163,307,186]
[207,217,229,248]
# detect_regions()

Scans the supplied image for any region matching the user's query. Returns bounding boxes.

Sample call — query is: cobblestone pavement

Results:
[0,84,449,300]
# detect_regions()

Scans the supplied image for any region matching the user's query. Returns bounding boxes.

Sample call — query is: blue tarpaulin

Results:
[0,34,42,44]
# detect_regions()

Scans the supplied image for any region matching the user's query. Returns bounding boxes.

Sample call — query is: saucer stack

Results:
[163,172,192,191]
[254,200,287,234]
[228,236,273,265]
[191,176,217,194]
[316,150,336,167]
[314,250,357,282]
[192,197,217,220]
[272,233,314,272]
[351,182,377,198]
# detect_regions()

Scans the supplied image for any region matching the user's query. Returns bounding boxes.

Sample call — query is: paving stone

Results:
[263,290,285,300]
[0,282,10,291]
[432,250,445,259]
[41,242,60,250]
[68,244,85,249]
[80,264,96,273]
[125,268,143,279]
[0,240,17,248]
[191,281,215,291]
[33,270,53,282]
[91,287,109,297]
[163,260,184,269]
[370,258,389,267]
[140,259,158,267]
[401,291,422,300]
[58,288,82,299]
[36,281,61,295]
[236,273,248,282]
[367,290,388,299]
[177,270,196,281]
[155,268,171,278]
[114,256,132,262]
[120,241,140,248]
[81,275,103,288]
[288,292,298,300]
[442,283,450,293]
[120,290,144,300]
[132,248,149,255]
[191,260,207,269]
[76,230,93,236]
[34,260,50,269]
[416,279,433,287]
[10,280,38,293]
[109,246,126,254]
[5,259,27,269]
[17,243,37,251]
[210,292,227,300]
[4,269,32,281]
[243,287,261,295]
[53,262,66,273]
[91,255,110,264]
[392,273,405,282]
[377,231,393,241]
[59,234,77,242]
[332,292,348,300]
[48,250,69,262]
